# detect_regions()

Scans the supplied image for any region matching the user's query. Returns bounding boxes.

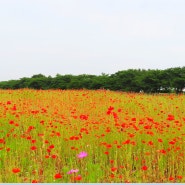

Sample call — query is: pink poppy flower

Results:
[67,169,79,174]
[77,151,88,158]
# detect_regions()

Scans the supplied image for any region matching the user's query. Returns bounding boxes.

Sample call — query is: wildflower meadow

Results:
[0,89,185,183]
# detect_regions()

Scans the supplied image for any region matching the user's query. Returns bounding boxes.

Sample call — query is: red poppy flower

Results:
[160,149,166,154]
[169,141,175,145]
[131,118,136,121]
[105,129,111,133]
[74,136,79,140]
[49,144,55,149]
[142,166,148,171]
[27,136,31,140]
[169,176,174,181]
[31,140,36,144]
[74,175,82,181]
[116,174,122,179]
[158,138,163,142]
[6,148,10,152]
[110,160,114,164]
[56,132,61,136]
[54,173,62,179]
[106,144,112,148]
[125,139,130,144]
[177,175,182,179]
[45,140,49,144]
[70,136,75,140]
[167,115,174,121]
[32,180,38,183]
[117,145,122,148]
[47,149,51,153]
[7,101,11,105]
[52,155,57,159]
[0,138,5,144]
[31,146,37,150]
[111,167,117,172]
[12,168,21,173]
[148,141,153,146]
[40,120,45,125]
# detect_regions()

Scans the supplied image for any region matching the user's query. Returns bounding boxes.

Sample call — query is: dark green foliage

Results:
[0,67,184,93]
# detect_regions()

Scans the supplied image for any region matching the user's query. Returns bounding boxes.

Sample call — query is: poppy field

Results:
[0,89,185,183]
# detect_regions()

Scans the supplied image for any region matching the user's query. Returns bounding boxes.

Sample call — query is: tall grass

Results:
[0,89,185,182]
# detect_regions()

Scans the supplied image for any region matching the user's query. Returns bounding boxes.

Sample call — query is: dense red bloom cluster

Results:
[0,90,185,183]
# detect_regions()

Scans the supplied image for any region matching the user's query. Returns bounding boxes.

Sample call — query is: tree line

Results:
[0,67,184,93]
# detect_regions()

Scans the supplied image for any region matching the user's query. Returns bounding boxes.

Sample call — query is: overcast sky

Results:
[0,0,185,81]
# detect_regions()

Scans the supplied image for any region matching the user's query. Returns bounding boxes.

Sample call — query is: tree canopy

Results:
[0,67,184,93]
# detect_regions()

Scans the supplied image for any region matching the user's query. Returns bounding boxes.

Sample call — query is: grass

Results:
[0,89,185,183]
